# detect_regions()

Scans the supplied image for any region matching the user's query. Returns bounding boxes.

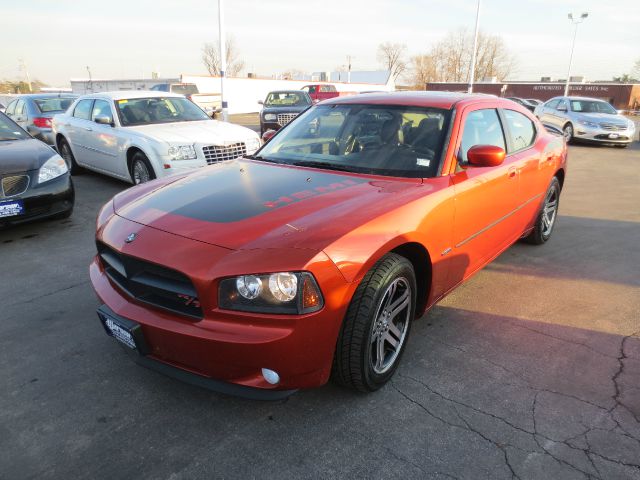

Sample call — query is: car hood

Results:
[573,112,628,125]
[0,138,57,174]
[125,120,258,144]
[113,159,424,251]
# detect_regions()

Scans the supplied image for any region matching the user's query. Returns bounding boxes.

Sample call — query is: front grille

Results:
[277,113,298,126]
[595,134,629,140]
[97,242,203,319]
[600,123,626,131]
[202,143,246,165]
[1,175,30,198]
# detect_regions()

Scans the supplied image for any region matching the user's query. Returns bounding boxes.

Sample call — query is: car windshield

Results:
[35,97,76,113]
[570,100,617,114]
[171,84,199,96]
[0,114,29,141]
[264,92,311,107]
[115,97,210,126]
[256,104,451,178]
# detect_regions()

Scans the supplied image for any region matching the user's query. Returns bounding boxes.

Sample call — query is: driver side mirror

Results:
[557,104,567,112]
[258,99,264,105]
[466,145,506,167]
[94,115,114,127]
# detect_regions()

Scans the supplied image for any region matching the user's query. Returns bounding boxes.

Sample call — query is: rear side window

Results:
[74,99,94,120]
[460,109,506,162]
[503,110,536,152]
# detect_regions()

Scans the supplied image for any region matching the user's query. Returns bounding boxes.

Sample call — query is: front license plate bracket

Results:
[97,306,149,355]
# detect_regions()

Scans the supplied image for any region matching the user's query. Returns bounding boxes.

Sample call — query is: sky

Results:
[1,0,638,86]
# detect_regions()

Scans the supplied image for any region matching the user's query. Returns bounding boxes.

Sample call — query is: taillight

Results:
[33,117,52,128]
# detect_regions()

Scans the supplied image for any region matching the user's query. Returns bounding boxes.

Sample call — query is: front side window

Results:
[91,100,113,122]
[459,109,506,162]
[503,109,536,151]
[264,92,311,107]
[257,104,451,178]
[115,97,210,126]
[74,99,94,120]
[546,99,560,110]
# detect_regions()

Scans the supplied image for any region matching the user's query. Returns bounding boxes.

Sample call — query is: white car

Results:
[52,91,260,184]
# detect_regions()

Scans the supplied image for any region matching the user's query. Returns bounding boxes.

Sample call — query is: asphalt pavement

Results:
[1,136,639,479]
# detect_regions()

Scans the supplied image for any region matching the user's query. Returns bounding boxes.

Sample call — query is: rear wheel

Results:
[525,177,561,245]
[58,137,81,174]
[332,253,416,392]
[130,152,156,185]
[563,123,574,144]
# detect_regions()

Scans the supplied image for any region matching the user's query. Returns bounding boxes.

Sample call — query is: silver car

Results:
[534,96,636,147]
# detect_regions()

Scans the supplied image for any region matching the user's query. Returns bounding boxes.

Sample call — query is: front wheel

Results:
[525,177,561,245]
[130,152,156,185]
[332,253,416,392]
[58,137,81,175]
[563,123,574,144]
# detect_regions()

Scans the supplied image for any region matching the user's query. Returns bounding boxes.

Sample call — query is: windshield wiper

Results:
[292,161,354,173]
[244,154,281,164]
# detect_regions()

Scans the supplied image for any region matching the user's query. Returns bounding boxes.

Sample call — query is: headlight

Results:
[578,120,599,128]
[219,271,323,314]
[38,154,68,184]
[168,145,197,160]
[245,137,260,154]
[264,113,276,121]
[628,120,636,131]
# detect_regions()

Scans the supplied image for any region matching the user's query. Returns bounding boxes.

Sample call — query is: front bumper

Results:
[574,125,635,144]
[89,218,353,396]
[0,173,74,227]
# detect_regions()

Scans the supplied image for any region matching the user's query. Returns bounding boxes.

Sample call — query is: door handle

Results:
[508,166,518,178]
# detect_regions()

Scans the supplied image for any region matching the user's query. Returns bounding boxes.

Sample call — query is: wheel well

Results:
[55,133,66,149]
[555,168,565,190]
[391,242,432,317]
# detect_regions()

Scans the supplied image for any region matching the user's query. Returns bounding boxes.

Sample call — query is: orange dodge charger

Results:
[91,92,567,399]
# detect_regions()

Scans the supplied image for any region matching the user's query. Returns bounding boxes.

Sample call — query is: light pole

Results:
[564,12,588,97]
[218,0,228,122]
[468,0,481,93]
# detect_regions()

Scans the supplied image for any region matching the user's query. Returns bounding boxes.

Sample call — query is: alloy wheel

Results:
[541,184,558,237]
[369,277,412,374]
[133,160,150,184]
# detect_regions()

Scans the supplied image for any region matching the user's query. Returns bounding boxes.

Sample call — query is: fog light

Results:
[261,368,280,385]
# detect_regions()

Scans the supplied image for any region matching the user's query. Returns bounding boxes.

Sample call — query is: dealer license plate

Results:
[100,314,137,349]
[609,133,620,139]
[0,199,24,218]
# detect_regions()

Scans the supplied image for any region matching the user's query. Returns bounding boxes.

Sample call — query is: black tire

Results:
[614,144,629,148]
[58,137,82,175]
[563,123,574,144]
[525,177,561,245]
[129,152,156,185]
[332,253,416,392]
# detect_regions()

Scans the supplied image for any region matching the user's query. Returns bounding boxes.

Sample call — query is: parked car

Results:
[53,91,260,184]
[301,84,356,102]
[0,112,74,226]
[91,92,567,398]
[259,90,312,134]
[4,94,77,146]
[0,102,5,113]
[534,96,635,147]
[505,97,537,112]
[526,99,543,107]
[151,83,221,118]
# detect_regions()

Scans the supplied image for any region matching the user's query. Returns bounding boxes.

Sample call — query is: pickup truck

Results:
[151,83,221,118]
[301,84,356,102]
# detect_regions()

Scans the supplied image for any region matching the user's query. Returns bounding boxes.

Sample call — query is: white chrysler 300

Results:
[52,91,260,184]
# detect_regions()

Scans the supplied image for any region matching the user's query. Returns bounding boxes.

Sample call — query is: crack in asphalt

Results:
[391,368,640,480]
[4,280,91,310]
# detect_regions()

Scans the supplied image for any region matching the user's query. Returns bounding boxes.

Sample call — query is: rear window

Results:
[170,84,199,96]
[35,97,76,113]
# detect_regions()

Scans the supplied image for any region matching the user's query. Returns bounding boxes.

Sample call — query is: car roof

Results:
[321,91,499,109]
[268,90,308,95]
[79,90,185,101]
[12,93,77,99]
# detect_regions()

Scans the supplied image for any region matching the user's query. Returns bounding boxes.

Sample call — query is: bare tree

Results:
[409,54,438,89]
[377,42,407,81]
[202,36,245,77]
[414,29,515,85]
